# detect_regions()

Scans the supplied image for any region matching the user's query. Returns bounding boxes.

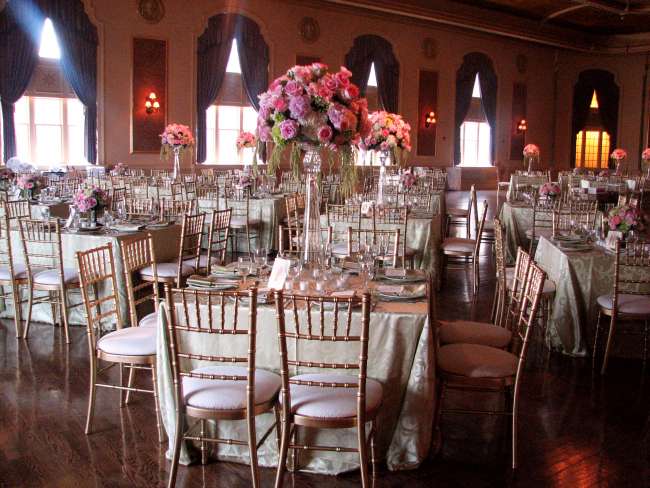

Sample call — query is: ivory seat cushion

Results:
[230,217,260,228]
[97,326,156,356]
[597,293,650,315]
[33,267,80,286]
[332,242,359,256]
[140,262,194,279]
[505,268,556,295]
[282,373,383,419]
[442,238,476,254]
[447,207,469,217]
[524,228,553,240]
[438,343,518,378]
[182,366,281,411]
[139,311,158,328]
[438,320,512,348]
[0,263,27,281]
[182,253,218,269]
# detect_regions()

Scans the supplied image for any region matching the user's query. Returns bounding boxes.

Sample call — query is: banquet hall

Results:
[0,0,649,487]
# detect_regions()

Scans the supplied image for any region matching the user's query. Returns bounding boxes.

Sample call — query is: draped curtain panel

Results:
[571,69,619,167]
[344,35,399,113]
[0,0,98,163]
[454,52,498,165]
[0,1,41,163]
[196,13,269,163]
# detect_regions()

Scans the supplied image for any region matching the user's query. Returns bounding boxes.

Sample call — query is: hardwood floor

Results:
[0,191,648,487]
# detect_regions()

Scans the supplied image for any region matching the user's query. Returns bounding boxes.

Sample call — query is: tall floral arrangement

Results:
[642,147,650,177]
[610,148,627,174]
[523,144,540,172]
[539,182,561,199]
[256,63,370,196]
[160,123,195,154]
[236,131,259,175]
[360,111,411,166]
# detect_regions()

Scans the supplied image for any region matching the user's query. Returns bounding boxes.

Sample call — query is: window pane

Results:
[478,123,491,164]
[34,98,62,125]
[39,18,61,59]
[217,130,239,164]
[206,130,217,163]
[243,106,257,132]
[14,97,29,124]
[601,132,610,169]
[206,106,217,130]
[472,74,481,98]
[35,126,62,164]
[15,125,30,161]
[68,125,85,164]
[367,63,378,87]
[218,105,241,130]
[67,98,85,126]
[225,39,241,74]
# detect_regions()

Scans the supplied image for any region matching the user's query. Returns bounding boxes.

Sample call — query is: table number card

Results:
[268,258,290,290]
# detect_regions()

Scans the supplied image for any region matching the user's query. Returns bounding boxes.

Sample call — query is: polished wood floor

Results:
[1,191,648,487]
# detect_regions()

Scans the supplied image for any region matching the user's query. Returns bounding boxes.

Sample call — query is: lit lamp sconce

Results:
[145,92,160,114]
[517,118,527,133]
[425,111,437,128]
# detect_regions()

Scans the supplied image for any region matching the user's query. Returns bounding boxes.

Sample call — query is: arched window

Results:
[574,91,610,169]
[459,74,492,166]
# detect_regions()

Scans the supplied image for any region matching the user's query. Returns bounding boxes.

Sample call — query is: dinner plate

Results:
[559,243,593,252]
[146,221,171,229]
[376,284,427,301]
[380,269,426,283]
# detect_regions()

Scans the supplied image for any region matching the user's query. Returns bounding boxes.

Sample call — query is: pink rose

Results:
[324,76,338,92]
[317,125,333,143]
[258,125,272,142]
[284,80,303,97]
[289,95,311,120]
[279,119,298,140]
[273,97,288,112]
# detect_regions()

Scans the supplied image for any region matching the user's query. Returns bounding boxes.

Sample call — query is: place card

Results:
[268,257,290,290]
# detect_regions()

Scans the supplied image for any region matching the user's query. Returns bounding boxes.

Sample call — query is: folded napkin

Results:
[210,264,239,277]
[186,274,240,290]
[109,223,144,232]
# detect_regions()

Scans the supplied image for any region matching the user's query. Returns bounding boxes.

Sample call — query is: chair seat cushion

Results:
[442,237,476,254]
[33,267,79,286]
[182,366,281,411]
[438,320,512,348]
[524,228,553,240]
[183,254,218,269]
[332,242,358,256]
[97,326,156,357]
[230,216,260,228]
[140,262,194,279]
[0,262,27,281]
[282,373,383,419]
[139,311,158,328]
[596,293,650,315]
[505,268,556,295]
[438,343,518,379]
[447,207,469,217]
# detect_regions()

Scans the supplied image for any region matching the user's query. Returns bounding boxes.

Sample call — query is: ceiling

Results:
[448,1,650,35]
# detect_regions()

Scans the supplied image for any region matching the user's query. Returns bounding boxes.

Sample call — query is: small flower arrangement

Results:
[539,182,561,199]
[73,186,110,213]
[400,170,417,190]
[110,162,127,176]
[17,174,42,198]
[610,148,627,161]
[523,144,540,158]
[0,167,15,181]
[237,174,253,189]
[236,131,257,150]
[598,169,610,178]
[641,147,650,162]
[360,111,411,165]
[608,204,643,234]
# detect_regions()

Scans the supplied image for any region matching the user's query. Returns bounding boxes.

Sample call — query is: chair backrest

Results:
[120,234,159,328]
[511,262,546,361]
[278,225,301,257]
[612,240,650,315]
[19,219,64,278]
[346,227,400,268]
[327,203,361,229]
[164,287,259,411]
[177,213,206,280]
[171,182,184,201]
[504,247,532,330]
[372,205,408,265]
[160,198,196,220]
[0,210,17,281]
[206,209,231,270]
[273,289,372,421]
[5,199,31,219]
[110,187,127,211]
[76,243,123,349]
[473,200,488,255]
[469,184,478,230]
[124,197,156,218]
[493,218,507,319]
[224,187,251,221]
[184,180,197,200]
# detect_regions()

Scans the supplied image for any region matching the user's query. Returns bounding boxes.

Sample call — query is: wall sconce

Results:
[145,92,160,114]
[517,118,527,133]
[424,111,437,128]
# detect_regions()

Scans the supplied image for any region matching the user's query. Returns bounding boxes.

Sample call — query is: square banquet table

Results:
[499,201,534,264]
[156,280,435,474]
[506,174,548,201]
[534,236,647,357]
[0,224,181,327]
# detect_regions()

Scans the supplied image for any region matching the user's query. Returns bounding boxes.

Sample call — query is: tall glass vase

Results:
[172,146,181,180]
[301,146,323,267]
[377,150,391,206]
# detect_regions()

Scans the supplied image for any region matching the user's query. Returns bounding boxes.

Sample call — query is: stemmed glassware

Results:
[238,256,252,284]
[254,247,268,279]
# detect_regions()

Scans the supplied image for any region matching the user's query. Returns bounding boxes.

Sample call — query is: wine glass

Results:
[254,247,268,278]
[40,206,50,221]
[237,256,252,283]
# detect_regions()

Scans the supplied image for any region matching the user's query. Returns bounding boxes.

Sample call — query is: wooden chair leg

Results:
[125,364,136,405]
[274,416,291,488]
[60,287,71,344]
[370,419,378,478]
[592,310,603,371]
[85,356,97,434]
[151,363,165,444]
[22,285,34,340]
[601,314,617,375]
[167,405,184,488]
[200,419,207,465]
[357,419,370,488]
[247,407,260,488]
[11,284,22,338]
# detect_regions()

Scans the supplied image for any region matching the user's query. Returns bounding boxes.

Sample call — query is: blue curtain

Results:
[0,1,40,162]
[344,35,399,113]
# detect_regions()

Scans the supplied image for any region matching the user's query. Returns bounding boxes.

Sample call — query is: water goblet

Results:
[238,256,252,284]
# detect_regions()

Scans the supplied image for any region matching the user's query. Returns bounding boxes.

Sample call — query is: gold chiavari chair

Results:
[527,196,558,254]
[0,209,27,337]
[124,197,157,219]
[441,200,488,295]
[278,226,301,258]
[326,203,362,259]
[279,173,302,193]
[165,287,281,488]
[225,187,260,259]
[593,239,650,374]
[281,195,301,255]
[371,205,412,268]
[320,180,338,209]
[171,182,184,201]
[151,169,170,178]
[184,180,197,200]
[272,289,381,488]
[20,219,82,343]
[446,184,475,238]
[435,261,547,469]
[5,199,31,219]
[160,198,196,221]
[110,187,127,212]
[76,244,163,442]
[196,185,220,200]
[140,213,206,292]
[338,227,401,268]
[204,209,232,273]
[120,234,160,330]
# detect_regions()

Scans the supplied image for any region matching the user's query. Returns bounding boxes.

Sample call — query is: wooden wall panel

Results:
[296,55,321,65]
[417,70,437,157]
[510,82,527,160]
[131,38,167,153]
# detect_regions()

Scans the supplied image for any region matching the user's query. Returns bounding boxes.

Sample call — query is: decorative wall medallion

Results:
[516,54,528,74]
[298,17,320,44]
[138,0,165,24]
[422,37,437,60]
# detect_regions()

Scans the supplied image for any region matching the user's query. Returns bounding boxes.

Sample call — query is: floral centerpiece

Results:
[360,111,411,166]
[237,174,254,189]
[160,123,195,179]
[400,170,418,191]
[610,148,627,175]
[73,186,110,226]
[523,144,540,173]
[539,182,561,199]
[236,131,258,175]
[598,169,610,178]
[17,174,41,199]
[110,162,127,176]
[607,204,643,235]
[257,62,370,196]
[0,167,15,190]
[642,147,650,178]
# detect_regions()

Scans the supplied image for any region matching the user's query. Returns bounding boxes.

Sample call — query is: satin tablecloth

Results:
[156,292,434,474]
[498,202,533,264]
[506,174,548,200]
